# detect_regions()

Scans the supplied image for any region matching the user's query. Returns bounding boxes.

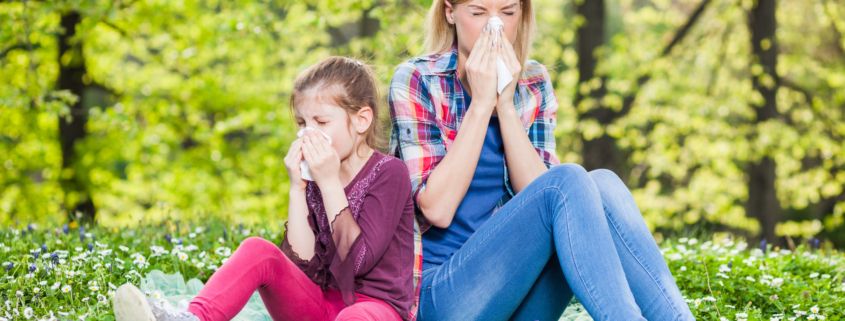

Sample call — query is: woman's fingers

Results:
[466,24,488,68]
[501,30,520,74]
[478,26,493,72]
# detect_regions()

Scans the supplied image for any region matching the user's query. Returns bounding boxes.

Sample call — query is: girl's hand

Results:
[301,130,341,190]
[465,23,500,111]
[284,138,307,192]
[496,27,522,113]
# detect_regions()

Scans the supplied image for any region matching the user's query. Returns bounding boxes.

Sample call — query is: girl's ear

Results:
[354,106,373,134]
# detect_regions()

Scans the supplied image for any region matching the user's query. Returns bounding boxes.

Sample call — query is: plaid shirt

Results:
[387,45,560,320]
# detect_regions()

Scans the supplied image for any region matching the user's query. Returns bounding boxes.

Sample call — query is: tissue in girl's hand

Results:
[296,127,332,181]
[486,17,513,94]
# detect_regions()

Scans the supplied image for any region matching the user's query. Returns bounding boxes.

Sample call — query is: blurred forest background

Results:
[1,0,844,247]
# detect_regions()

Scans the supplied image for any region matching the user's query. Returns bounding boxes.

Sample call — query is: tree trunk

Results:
[575,0,625,178]
[57,11,96,224]
[747,0,781,245]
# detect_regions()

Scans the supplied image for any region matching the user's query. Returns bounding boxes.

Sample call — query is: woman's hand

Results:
[496,27,522,113]
[301,130,341,190]
[465,23,500,112]
[284,138,307,192]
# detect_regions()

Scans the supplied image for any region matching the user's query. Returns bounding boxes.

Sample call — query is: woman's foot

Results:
[114,284,200,321]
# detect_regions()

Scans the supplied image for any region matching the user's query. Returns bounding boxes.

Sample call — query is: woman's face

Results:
[445,0,521,57]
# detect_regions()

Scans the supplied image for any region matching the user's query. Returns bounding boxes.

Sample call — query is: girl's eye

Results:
[317,121,327,125]
[472,12,486,16]
[503,12,515,16]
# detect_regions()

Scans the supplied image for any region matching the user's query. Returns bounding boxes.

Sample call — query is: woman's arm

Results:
[415,26,501,228]
[494,38,556,193]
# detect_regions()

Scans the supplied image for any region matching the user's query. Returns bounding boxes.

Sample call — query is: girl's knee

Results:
[238,237,277,253]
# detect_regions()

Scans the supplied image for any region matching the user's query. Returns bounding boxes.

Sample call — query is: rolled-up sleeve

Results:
[387,63,446,228]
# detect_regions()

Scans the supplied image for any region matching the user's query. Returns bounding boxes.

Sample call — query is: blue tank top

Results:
[421,83,508,270]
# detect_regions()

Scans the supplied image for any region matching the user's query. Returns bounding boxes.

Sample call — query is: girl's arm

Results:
[284,189,316,260]
[281,137,317,261]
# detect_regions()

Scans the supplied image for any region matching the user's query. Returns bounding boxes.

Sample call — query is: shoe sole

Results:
[114,283,157,321]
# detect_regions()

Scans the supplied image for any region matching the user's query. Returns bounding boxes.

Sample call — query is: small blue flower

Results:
[165,234,172,244]
[41,244,47,254]
[223,228,227,239]
[21,229,26,237]
[760,238,767,254]
[727,261,733,270]
[5,262,13,271]
[177,238,183,245]
[62,224,69,235]
[29,263,36,272]
[726,234,732,240]
[27,223,34,233]
[51,252,59,265]
[815,238,820,249]
[32,251,39,260]
[88,243,94,252]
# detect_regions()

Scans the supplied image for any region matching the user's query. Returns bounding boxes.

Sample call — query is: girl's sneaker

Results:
[114,283,200,321]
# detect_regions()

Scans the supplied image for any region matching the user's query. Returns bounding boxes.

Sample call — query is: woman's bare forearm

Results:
[497,105,548,193]
[286,189,316,260]
[417,103,493,228]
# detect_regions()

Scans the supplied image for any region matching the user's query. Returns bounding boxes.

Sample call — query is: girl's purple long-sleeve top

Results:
[280,151,416,320]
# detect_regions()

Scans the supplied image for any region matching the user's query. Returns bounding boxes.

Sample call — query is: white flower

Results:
[24,273,34,278]
[821,274,830,279]
[61,285,71,293]
[108,291,115,298]
[694,298,701,307]
[810,305,819,313]
[33,287,40,294]
[704,296,716,302]
[197,262,205,268]
[218,237,225,244]
[215,247,232,257]
[221,258,229,265]
[178,252,189,261]
[16,291,23,297]
[89,286,99,291]
[23,307,33,319]
[51,282,60,290]
[688,238,698,245]
[119,246,129,252]
[75,247,83,252]
[809,272,819,278]
[81,297,89,302]
[195,227,204,234]
[189,233,197,238]
[38,281,47,286]
[680,266,687,271]
[736,313,748,317]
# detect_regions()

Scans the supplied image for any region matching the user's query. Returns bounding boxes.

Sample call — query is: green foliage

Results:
[1,0,844,241]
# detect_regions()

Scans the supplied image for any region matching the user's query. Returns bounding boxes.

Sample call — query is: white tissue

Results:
[487,17,514,95]
[296,127,332,181]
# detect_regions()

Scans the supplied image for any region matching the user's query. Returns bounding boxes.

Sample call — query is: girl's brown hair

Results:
[289,56,384,154]
[423,0,536,68]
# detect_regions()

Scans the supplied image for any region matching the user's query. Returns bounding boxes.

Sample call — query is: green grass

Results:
[0,218,842,321]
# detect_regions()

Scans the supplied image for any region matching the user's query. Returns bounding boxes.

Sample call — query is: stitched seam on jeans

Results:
[429,186,555,288]
[556,186,607,320]
[603,202,679,317]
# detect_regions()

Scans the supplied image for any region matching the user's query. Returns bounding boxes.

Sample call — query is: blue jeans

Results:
[417,164,694,321]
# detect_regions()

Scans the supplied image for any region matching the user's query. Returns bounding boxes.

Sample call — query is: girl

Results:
[115,56,416,321]
[387,0,695,320]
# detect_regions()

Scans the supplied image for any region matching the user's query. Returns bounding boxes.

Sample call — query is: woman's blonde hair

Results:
[423,0,536,68]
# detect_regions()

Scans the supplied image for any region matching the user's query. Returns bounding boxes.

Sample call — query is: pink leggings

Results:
[188,237,402,321]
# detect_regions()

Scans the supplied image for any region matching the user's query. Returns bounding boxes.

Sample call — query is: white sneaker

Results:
[114,284,199,321]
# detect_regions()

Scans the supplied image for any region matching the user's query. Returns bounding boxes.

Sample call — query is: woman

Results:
[387,0,695,320]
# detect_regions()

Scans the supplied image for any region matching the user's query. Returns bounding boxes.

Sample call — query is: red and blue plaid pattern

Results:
[387,45,561,320]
